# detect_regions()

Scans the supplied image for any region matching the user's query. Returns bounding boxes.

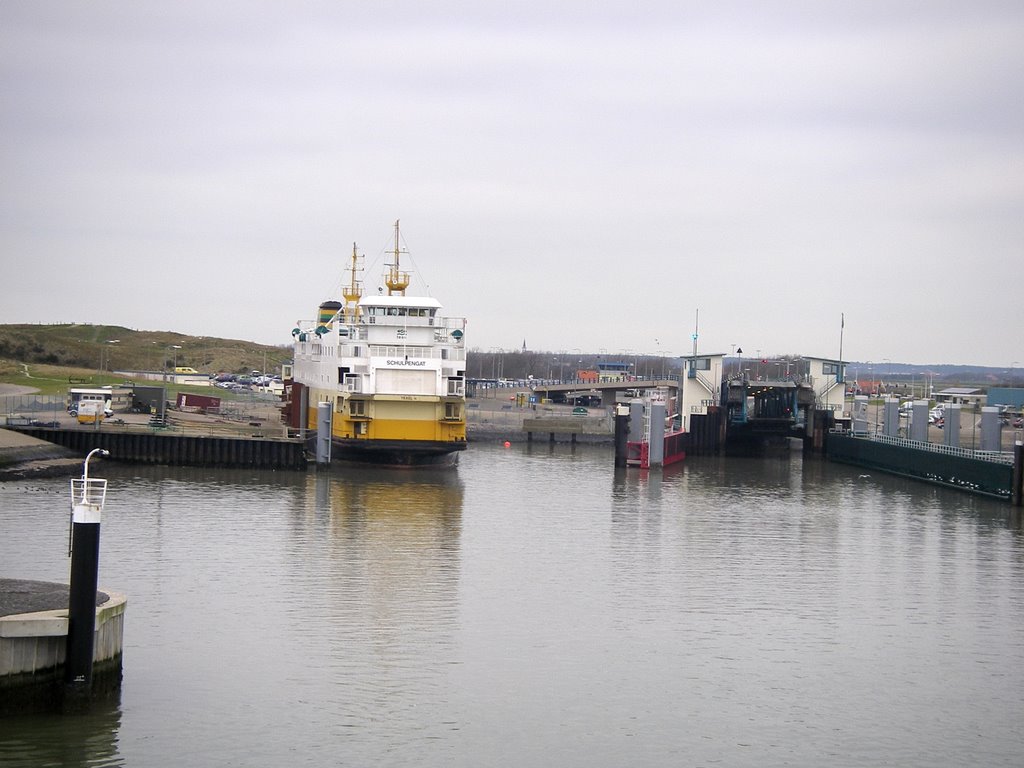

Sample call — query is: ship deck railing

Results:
[342,344,466,361]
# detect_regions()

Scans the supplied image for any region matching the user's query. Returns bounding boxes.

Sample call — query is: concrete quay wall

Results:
[467,402,614,444]
[0,587,126,714]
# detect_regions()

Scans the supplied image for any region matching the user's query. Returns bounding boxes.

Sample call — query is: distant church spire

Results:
[522,339,527,352]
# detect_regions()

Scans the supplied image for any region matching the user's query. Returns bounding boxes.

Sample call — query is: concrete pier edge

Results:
[1,582,127,715]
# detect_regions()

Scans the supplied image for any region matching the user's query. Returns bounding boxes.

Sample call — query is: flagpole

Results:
[839,313,845,375]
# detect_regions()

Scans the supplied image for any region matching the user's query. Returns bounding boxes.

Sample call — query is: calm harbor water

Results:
[2,443,1023,767]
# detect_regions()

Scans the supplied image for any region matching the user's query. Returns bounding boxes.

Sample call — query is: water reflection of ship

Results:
[305,468,464,636]
[316,466,464,529]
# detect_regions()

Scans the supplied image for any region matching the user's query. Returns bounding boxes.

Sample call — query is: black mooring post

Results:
[66,519,101,692]
[64,448,109,710]
[614,408,630,468]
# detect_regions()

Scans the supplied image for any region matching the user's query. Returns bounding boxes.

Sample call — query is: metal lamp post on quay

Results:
[163,344,182,386]
[108,339,120,375]
[98,339,120,376]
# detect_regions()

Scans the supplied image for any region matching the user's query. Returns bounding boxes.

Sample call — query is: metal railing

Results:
[2,393,66,412]
[843,430,1015,465]
[71,477,108,508]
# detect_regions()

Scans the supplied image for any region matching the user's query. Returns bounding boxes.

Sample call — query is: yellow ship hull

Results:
[305,395,466,467]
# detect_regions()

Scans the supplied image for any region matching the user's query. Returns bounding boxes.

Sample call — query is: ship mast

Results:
[342,242,363,322]
[385,219,411,295]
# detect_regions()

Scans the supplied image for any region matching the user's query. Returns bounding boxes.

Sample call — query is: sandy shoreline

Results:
[0,428,80,481]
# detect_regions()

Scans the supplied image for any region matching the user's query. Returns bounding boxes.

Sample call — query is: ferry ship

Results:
[284,221,468,466]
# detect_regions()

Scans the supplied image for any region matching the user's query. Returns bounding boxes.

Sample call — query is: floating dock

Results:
[827,431,1021,502]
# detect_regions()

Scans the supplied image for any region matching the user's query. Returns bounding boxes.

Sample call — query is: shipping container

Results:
[176,392,221,414]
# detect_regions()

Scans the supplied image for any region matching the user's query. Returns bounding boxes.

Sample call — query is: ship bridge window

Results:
[338,366,350,384]
[364,305,434,320]
[350,399,367,416]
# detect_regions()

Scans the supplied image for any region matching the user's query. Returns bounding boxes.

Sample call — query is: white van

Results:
[75,400,107,424]
[68,390,114,418]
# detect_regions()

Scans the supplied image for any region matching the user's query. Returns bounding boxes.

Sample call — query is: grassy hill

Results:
[0,323,290,393]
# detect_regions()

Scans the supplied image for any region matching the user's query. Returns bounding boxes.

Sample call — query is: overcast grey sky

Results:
[2,1,1021,368]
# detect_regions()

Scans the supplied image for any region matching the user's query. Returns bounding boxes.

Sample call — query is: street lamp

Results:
[164,344,182,383]
[100,339,120,375]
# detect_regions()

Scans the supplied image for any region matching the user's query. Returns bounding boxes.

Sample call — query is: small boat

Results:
[285,221,468,466]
